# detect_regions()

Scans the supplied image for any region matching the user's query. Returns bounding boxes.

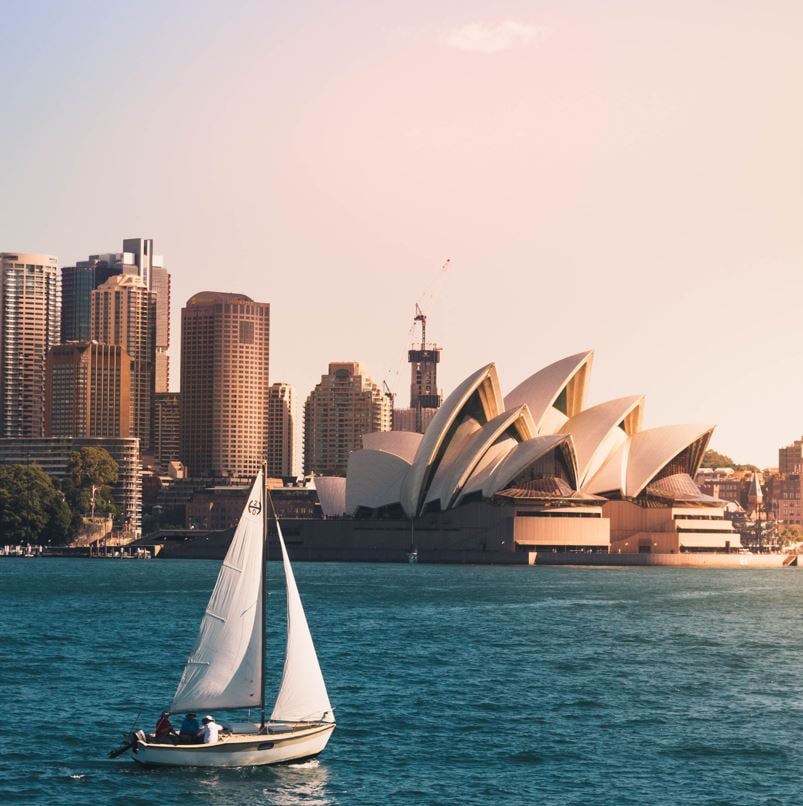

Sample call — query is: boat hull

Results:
[130,723,335,768]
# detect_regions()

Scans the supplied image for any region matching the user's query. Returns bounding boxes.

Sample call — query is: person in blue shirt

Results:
[178,712,201,743]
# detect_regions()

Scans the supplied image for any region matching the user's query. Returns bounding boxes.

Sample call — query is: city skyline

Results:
[3,2,803,466]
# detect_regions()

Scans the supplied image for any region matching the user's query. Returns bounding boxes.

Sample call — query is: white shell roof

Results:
[584,423,714,498]
[455,437,518,504]
[346,449,411,515]
[484,434,575,498]
[560,395,644,489]
[315,476,348,517]
[504,351,593,434]
[361,431,423,463]
[425,406,534,511]
[625,424,714,498]
[400,363,503,517]
[583,440,629,496]
[340,353,719,514]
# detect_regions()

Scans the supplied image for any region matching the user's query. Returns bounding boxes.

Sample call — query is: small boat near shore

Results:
[111,467,335,767]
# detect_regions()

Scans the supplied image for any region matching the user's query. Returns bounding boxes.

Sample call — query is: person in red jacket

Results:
[154,712,176,742]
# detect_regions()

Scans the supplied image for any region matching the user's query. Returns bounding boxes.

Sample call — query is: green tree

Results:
[702,449,735,468]
[0,464,72,544]
[63,447,118,519]
[701,449,759,473]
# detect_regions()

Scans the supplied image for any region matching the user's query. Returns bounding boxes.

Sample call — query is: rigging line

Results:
[266,486,280,524]
[416,257,451,309]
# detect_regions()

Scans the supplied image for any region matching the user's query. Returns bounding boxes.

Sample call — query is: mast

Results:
[260,462,267,730]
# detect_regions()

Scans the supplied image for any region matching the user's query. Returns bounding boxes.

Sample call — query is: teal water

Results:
[1,559,801,805]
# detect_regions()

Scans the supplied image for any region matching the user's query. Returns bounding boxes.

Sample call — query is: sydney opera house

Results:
[309,351,747,564]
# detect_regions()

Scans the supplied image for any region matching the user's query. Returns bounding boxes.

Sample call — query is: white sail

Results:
[270,522,333,723]
[170,471,265,713]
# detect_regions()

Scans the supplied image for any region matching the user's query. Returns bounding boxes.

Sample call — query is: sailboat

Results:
[119,468,335,767]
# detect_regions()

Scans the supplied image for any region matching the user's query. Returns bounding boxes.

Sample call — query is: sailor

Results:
[179,712,201,743]
[200,715,224,744]
[154,711,176,741]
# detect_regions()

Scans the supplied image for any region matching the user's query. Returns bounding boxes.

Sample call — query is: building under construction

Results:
[393,304,443,433]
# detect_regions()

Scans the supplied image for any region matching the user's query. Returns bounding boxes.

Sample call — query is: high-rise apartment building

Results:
[91,274,155,450]
[304,362,392,476]
[153,392,181,469]
[0,252,61,438]
[180,291,270,481]
[268,382,295,478]
[61,238,170,391]
[45,341,131,438]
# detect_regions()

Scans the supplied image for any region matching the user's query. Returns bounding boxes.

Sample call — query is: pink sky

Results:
[2,1,802,466]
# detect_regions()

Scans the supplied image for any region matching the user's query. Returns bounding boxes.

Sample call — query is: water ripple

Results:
[2,560,803,805]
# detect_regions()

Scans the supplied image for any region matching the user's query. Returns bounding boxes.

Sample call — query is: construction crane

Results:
[414,303,427,349]
[382,380,396,406]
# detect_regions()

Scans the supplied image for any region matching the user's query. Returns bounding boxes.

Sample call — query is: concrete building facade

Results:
[62,239,170,392]
[90,274,155,450]
[180,291,270,482]
[779,437,803,476]
[0,252,61,438]
[45,341,131,438]
[60,258,122,342]
[268,382,295,478]
[304,362,392,476]
[120,238,170,394]
[153,392,181,470]
[771,474,802,525]
[392,407,437,434]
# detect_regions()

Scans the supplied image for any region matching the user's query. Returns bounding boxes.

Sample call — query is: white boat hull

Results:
[130,723,335,768]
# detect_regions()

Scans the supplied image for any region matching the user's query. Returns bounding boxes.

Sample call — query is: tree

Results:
[701,449,734,469]
[701,449,759,473]
[778,525,802,548]
[0,464,72,544]
[63,447,118,519]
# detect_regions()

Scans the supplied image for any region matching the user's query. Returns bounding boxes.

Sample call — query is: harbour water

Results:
[2,559,801,805]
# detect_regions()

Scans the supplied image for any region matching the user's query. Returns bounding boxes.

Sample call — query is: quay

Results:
[127,523,798,568]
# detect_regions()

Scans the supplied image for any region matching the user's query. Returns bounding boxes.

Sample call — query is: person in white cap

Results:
[200,715,224,744]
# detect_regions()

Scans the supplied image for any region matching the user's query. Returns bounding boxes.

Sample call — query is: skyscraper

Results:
[61,238,170,390]
[268,382,295,478]
[45,341,131,438]
[122,238,171,393]
[91,274,155,449]
[151,264,171,393]
[0,252,61,438]
[304,362,392,476]
[60,257,121,342]
[180,291,270,481]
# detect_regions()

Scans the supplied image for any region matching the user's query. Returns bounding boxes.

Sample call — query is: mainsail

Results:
[270,521,333,722]
[170,471,265,713]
